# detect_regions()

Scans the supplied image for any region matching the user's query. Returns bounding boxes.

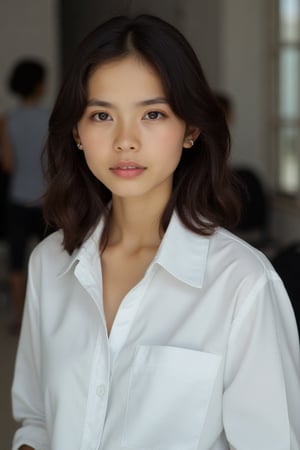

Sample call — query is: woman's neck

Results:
[108,196,168,251]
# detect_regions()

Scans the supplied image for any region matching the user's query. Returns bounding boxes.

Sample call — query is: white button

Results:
[96,384,106,398]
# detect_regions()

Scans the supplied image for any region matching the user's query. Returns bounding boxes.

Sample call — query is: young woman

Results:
[12,14,300,450]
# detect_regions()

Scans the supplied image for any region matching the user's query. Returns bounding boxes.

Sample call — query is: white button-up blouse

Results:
[12,213,300,450]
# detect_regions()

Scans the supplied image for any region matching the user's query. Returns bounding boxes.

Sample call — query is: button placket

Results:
[96,384,106,399]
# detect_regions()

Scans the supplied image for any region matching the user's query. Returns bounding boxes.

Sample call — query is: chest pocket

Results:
[121,345,222,450]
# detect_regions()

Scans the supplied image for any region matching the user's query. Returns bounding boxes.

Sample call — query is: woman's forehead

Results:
[86,55,166,101]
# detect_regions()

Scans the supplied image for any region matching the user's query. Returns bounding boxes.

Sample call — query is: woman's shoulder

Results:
[34,228,64,250]
[211,227,278,281]
[29,229,74,273]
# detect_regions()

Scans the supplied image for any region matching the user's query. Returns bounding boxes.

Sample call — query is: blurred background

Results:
[1,0,300,447]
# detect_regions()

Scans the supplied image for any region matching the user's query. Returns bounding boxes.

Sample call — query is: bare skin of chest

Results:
[101,246,157,335]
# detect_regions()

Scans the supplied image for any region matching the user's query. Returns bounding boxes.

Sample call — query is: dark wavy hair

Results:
[43,14,240,253]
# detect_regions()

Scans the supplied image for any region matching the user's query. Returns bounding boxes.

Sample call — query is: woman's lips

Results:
[109,162,147,178]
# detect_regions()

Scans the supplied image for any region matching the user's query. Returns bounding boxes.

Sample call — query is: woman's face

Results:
[74,55,198,203]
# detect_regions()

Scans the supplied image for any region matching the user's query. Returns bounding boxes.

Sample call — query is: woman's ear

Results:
[72,127,83,150]
[183,127,201,149]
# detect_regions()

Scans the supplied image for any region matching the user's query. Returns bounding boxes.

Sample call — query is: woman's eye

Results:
[144,111,164,120]
[93,112,112,121]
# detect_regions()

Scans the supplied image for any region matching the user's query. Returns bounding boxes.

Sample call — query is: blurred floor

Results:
[0,240,18,449]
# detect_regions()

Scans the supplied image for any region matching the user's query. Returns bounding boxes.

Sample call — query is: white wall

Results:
[220,0,270,180]
[0,0,60,113]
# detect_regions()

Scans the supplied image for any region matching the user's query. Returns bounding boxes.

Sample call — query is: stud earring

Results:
[189,139,194,147]
[77,142,83,150]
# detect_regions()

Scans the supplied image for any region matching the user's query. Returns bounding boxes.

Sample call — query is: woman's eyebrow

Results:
[86,99,113,107]
[86,97,169,108]
[136,97,169,106]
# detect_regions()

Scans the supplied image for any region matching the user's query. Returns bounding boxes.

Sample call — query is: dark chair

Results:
[233,167,270,249]
[272,242,300,335]
[234,167,268,231]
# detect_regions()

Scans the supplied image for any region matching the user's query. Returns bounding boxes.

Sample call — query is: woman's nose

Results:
[114,121,139,152]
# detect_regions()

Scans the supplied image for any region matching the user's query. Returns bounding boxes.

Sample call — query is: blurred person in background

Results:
[0,59,49,334]
[0,115,11,239]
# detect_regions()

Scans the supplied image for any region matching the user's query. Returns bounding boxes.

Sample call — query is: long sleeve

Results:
[11,253,49,450]
[223,271,300,449]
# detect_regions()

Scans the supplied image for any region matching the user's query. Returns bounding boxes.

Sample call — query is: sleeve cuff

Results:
[12,426,49,450]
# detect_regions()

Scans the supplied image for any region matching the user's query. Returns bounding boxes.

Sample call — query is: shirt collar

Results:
[58,220,104,277]
[59,211,210,288]
[153,212,210,288]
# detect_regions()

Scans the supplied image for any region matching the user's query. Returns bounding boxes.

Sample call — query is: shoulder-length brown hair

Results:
[43,14,240,254]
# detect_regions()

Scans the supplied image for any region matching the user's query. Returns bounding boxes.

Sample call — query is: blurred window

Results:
[275,0,300,196]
